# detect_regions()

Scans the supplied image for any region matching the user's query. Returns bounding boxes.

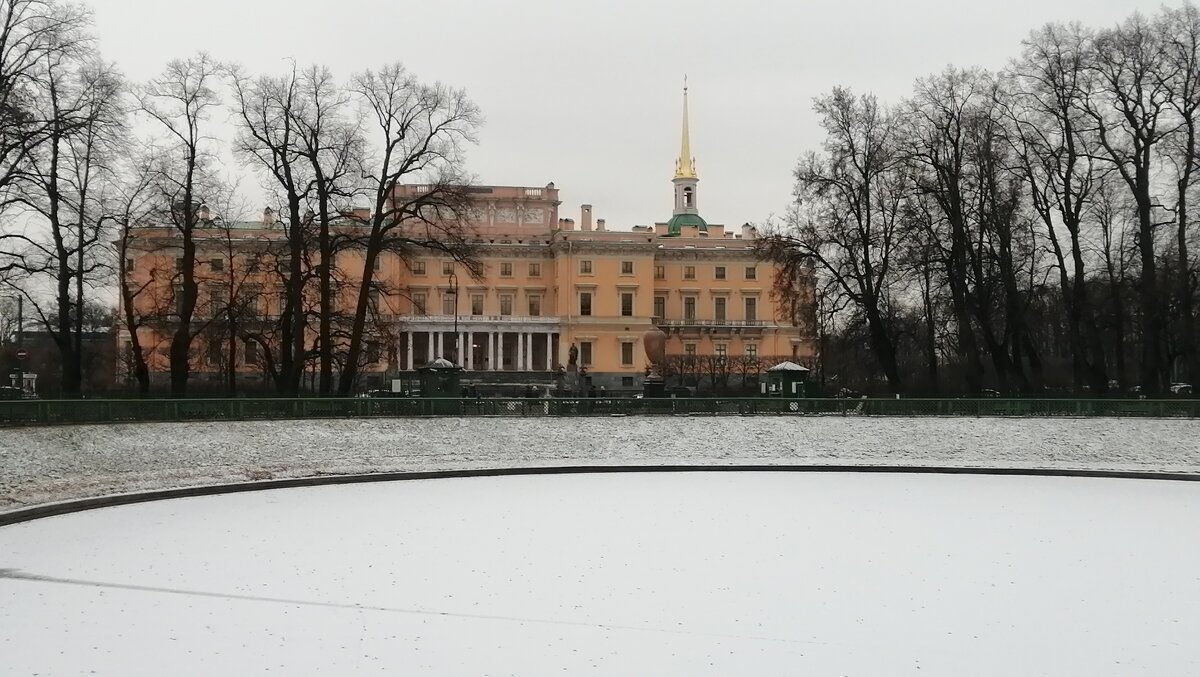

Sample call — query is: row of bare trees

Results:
[0,0,482,397]
[761,5,1200,396]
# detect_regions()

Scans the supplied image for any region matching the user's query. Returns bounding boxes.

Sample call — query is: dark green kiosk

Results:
[764,361,810,398]
[417,358,463,413]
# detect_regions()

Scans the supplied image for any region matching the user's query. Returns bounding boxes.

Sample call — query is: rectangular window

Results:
[278,290,289,316]
[500,262,513,277]
[744,266,757,280]
[372,256,381,272]
[684,265,695,280]
[413,260,426,275]
[580,292,592,316]
[684,343,697,357]
[580,341,593,367]
[621,261,634,275]
[175,257,185,272]
[528,295,541,317]
[471,294,484,315]
[580,260,593,275]
[442,261,453,276]
[209,288,227,313]
[500,294,513,316]
[442,294,455,315]
[206,339,222,365]
[653,296,666,319]
[714,265,726,280]
[244,339,258,365]
[745,297,758,322]
[368,288,380,312]
[654,265,665,280]
[245,292,260,316]
[621,292,634,317]
[125,257,135,273]
[621,376,634,388]
[412,292,426,314]
[715,344,728,359]
[529,262,541,277]
[210,258,224,272]
[745,343,758,359]
[366,341,380,364]
[621,341,634,366]
[684,297,696,322]
[715,297,727,323]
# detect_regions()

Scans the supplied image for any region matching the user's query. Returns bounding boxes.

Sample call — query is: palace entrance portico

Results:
[397,315,560,372]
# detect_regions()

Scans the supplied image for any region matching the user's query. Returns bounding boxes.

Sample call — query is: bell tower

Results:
[667,77,707,236]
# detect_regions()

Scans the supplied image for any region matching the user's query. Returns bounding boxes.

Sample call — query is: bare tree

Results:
[1082,14,1175,393]
[110,150,157,394]
[337,63,482,394]
[137,53,222,396]
[1007,22,1108,392]
[1158,4,1200,385]
[759,88,906,392]
[290,65,363,395]
[1,6,122,396]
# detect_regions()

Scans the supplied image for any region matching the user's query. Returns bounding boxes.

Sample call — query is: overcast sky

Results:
[88,0,1168,230]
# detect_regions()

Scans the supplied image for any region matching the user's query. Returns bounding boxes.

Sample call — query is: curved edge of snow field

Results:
[3,463,1200,528]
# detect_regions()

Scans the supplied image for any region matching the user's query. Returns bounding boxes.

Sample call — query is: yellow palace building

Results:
[120,87,817,394]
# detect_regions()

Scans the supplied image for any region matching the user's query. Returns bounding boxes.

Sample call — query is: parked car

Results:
[1170,383,1193,396]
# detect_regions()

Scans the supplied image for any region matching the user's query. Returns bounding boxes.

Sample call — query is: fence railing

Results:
[1,397,1198,426]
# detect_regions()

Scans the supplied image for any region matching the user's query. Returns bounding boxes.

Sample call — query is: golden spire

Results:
[674,75,697,179]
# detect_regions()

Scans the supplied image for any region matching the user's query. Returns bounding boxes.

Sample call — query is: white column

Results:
[406,332,414,371]
[526,332,533,370]
[466,332,474,370]
[490,332,498,371]
[457,332,465,366]
[518,332,526,370]
[435,331,442,359]
[427,331,435,362]
[545,333,552,370]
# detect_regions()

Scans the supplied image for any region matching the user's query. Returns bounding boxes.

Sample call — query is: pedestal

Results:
[643,375,666,398]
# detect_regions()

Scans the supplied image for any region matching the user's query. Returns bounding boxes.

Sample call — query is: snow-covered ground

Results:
[3,416,1199,511]
[2,471,1198,676]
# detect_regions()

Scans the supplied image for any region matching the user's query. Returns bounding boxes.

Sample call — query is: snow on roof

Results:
[767,361,810,372]
[423,358,459,369]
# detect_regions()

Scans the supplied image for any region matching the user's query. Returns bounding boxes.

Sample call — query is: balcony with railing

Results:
[653,317,766,334]
[376,313,560,327]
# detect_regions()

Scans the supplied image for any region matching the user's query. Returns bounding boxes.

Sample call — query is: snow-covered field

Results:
[3,416,1200,511]
[2,471,1198,676]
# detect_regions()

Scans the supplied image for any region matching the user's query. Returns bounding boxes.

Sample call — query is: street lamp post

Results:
[448,271,459,365]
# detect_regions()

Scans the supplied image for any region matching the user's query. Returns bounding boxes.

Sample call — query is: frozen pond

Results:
[2,471,1198,676]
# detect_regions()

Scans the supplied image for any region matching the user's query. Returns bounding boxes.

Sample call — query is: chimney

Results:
[741,223,756,240]
[596,218,606,232]
[562,218,575,231]
[198,204,210,221]
[581,204,593,231]
[263,207,276,225]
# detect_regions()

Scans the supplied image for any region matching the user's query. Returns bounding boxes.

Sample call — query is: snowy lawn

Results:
[2,416,1199,511]
[1,472,1197,676]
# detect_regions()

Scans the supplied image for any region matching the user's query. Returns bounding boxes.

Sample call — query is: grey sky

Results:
[89,0,1165,230]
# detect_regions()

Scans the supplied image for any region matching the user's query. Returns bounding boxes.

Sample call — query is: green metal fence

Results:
[1,397,1198,426]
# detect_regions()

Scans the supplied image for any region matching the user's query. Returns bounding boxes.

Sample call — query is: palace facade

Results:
[119,88,817,393]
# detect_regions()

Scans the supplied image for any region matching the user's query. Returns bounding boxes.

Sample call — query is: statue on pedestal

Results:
[642,327,668,398]
[567,343,578,368]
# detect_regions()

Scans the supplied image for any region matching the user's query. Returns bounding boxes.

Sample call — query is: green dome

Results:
[666,213,708,236]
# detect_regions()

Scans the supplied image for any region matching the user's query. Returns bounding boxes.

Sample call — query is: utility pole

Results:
[13,296,24,394]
